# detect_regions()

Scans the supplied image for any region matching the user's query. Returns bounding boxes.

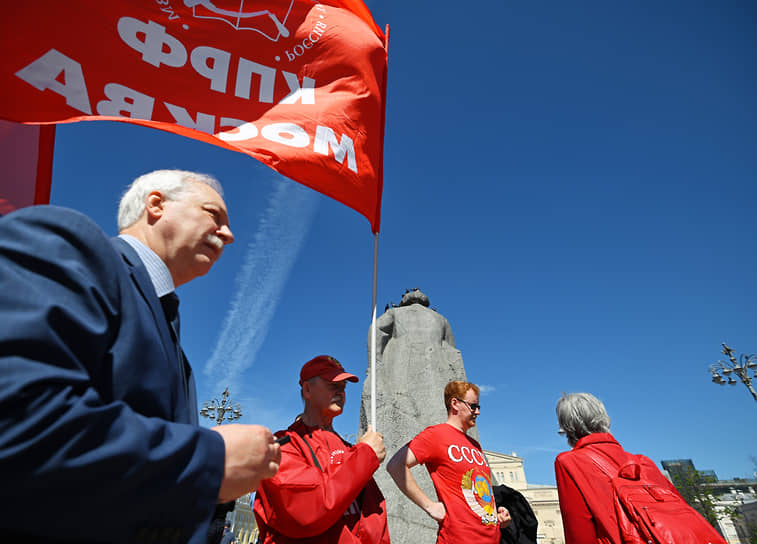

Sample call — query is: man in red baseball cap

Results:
[253,356,389,544]
[298,354,359,386]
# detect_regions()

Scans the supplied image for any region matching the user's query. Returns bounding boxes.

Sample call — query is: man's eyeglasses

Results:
[455,398,481,412]
[557,428,567,436]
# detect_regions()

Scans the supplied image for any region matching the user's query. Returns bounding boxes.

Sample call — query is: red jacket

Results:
[253,419,390,544]
[554,433,682,544]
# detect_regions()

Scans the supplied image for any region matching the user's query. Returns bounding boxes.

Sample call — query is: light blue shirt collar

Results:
[118,234,175,298]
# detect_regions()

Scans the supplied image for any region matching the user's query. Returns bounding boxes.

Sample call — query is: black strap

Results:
[299,434,322,471]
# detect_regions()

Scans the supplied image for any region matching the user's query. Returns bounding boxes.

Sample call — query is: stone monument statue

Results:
[359,288,477,544]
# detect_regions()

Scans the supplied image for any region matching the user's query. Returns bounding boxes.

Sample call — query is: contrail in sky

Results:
[203,180,319,390]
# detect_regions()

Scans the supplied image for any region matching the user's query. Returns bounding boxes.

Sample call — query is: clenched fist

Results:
[213,424,281,502]
[358,425,386,463]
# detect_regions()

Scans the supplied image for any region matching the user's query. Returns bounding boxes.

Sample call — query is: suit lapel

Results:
[110,237,198,425]
[110,237,178,370]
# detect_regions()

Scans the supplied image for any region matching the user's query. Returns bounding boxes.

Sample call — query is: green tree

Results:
[668,467,722,530]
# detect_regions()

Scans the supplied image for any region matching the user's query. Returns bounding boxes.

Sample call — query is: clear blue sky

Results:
[45,0,755,486]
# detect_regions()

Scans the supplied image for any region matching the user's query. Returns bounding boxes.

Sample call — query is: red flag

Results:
[0,1,388,231]
[0,121,55,215]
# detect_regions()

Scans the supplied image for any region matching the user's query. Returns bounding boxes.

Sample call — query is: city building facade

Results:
[227,494,258,544]
[485,450,565,544]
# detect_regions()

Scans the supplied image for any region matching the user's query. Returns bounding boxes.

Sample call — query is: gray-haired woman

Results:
[553,393,685,544]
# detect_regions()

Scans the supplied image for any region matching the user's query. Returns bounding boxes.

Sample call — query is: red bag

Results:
[589,453,727,544]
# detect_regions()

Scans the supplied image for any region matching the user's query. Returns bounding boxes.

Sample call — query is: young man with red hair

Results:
[387,381,511,543]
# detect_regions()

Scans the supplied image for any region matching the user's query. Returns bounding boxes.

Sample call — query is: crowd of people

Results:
[0,169,723,544]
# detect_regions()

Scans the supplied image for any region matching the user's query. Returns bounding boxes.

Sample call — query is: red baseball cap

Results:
[299,355,358,385]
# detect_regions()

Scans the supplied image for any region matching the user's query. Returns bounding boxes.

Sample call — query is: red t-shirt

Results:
[409,424,499,544]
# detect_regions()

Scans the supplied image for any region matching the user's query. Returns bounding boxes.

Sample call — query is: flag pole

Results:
[368,24,389,432]
[369,231,379,430]
[368,24,390,432]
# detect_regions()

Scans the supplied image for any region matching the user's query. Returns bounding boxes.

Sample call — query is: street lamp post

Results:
[200,388,244,539]
[200,387,243,425]
[708,343,757,403]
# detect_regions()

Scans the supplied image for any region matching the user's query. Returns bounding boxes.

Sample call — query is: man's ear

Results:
[301,381,312,400]
[145,191,165,221]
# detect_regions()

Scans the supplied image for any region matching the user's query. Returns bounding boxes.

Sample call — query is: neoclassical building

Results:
[485,450,565,544]
[227,493,258,544]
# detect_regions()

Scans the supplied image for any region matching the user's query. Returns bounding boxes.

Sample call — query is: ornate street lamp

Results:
[708,343,757,403]
[200,388,244,532]
[200,387,243,424]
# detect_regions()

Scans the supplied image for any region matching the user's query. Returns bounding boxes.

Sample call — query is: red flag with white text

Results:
[0,1,388,231]
[0,121,55,215]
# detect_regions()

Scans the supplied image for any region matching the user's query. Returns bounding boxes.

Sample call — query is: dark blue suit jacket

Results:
[0,206,225,543]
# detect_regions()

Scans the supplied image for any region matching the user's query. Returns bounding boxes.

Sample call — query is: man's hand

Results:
[497,506,511,528]
[358,425,386,463]
[212,424,281,502]
[425,501,446,523]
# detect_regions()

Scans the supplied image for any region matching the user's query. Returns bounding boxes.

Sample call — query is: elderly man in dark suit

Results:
[0,169,281,543]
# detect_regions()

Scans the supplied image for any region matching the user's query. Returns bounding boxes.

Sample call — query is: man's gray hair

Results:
[556,392,611,447]
[117,169,224,231]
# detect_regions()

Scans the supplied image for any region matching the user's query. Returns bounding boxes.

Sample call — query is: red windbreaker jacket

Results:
[253,419,390,544]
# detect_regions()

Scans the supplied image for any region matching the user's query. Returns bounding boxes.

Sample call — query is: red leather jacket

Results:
[253,419,389,544]
[554,433,681,544]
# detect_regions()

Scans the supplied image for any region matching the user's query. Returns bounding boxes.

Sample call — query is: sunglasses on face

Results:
[455,398,481,412]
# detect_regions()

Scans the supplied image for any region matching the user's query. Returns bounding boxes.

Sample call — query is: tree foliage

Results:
[668,467,722,529]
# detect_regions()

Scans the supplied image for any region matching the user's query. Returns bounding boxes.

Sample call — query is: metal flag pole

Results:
[368,23,389,432]
[370,231,379,430]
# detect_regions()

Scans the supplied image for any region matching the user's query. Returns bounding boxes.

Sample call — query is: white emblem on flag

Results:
[184,0,294,40]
